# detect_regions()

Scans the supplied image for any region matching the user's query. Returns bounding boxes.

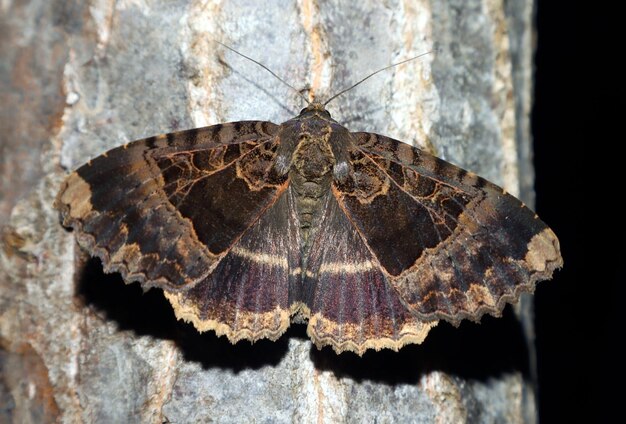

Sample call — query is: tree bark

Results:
[1,0,537,422]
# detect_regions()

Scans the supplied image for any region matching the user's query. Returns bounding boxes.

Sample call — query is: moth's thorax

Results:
[292,128,335,178]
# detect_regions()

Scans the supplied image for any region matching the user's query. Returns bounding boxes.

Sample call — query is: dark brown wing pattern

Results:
[55,121,301,341]
[340,132,562,325]
[299,190,435,355]
[56,107,561,355]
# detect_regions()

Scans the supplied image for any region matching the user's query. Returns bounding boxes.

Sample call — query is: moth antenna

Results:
[216,41,310,105]
[323,50,433,107]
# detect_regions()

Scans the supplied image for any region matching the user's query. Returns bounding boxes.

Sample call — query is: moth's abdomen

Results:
[290,134,335,243]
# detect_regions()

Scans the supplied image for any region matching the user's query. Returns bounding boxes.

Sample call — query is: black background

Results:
[534,2,620,422]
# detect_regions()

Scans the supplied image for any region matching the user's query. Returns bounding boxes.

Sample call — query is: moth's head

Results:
[299,101,332,119]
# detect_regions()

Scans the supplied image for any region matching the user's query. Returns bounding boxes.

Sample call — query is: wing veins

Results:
[356,145,477,194]
[152,136,274,166]
[158,138,273,206]
[357,148,463,231]
[158,138,276,202]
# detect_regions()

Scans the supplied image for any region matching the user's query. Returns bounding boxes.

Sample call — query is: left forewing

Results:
[55,121,284,293]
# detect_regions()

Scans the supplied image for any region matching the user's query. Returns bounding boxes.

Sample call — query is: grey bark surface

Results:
[1,1,538,422]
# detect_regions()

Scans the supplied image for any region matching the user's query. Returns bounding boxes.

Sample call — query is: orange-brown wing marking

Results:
[331,132,563,325]
[55,121,286,292]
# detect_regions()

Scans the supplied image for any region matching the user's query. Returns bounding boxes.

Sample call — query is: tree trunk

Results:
[1,0,538,422]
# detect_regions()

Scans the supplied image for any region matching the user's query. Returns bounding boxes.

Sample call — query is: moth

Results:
[55,50,562,355]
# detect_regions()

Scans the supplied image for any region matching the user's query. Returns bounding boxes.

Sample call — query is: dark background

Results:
[534,2,619,422]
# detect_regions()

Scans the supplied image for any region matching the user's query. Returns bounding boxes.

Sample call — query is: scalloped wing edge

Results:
[396,227,563,326]
[54,173,216,292]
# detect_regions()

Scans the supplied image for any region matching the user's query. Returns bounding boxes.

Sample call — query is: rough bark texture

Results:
[1,1,537,422]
